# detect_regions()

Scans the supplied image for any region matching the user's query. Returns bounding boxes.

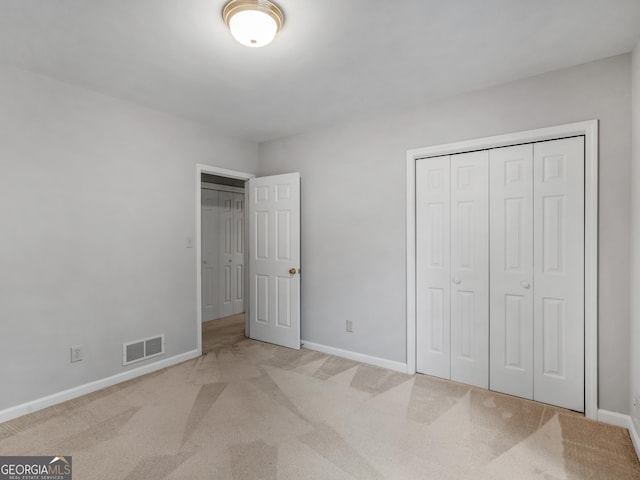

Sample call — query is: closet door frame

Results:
[406,120,599,420]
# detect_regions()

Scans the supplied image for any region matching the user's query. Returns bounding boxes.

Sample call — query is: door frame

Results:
[196,164,254,355]
[406,120,599,419]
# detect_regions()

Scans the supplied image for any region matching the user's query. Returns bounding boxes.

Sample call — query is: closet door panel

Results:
[233,193,245,314]
[450,151,489,388]
[533,137,584,412]
[219,191,235,318]
[489,144,534,399]
[202,189,220,322]
[416,156,451,379]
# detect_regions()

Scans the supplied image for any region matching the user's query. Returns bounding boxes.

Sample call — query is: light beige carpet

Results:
[1,314,638,479]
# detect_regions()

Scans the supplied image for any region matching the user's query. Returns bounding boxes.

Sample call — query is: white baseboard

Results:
[0,349,200,424]
[301,340,408,374]
[598,409,640,459]
[629,417,640,459]
[598,409,632,428]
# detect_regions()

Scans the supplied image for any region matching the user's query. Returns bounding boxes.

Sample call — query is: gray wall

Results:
[0,65,258,411]
[259,54,632,414]
[630,41,640,428]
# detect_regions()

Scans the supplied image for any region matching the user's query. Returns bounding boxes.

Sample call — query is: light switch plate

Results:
[70,346,83,363]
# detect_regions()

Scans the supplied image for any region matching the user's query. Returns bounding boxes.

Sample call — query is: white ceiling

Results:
[0,0,639,142]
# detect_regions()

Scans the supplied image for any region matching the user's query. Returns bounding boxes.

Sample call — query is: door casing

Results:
[406,120,599,419]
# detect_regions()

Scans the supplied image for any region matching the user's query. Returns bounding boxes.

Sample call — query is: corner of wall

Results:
[629,38,640,450]
[597,410,640,459]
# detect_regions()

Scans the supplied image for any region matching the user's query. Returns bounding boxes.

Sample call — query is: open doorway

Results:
[201,173,245,322]
[196,165,254,355]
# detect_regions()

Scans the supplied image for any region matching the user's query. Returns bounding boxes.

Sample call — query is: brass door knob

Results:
[289,268,297,275]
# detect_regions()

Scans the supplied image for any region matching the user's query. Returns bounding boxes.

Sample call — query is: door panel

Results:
[489,144,534,399]
[218,191,246,317]
[219,191,234,317]
[201,189,219,322]
[533,137,584,412]
[233,193,245,314]
[450,151,489,388]
[416,156,451,378]
[249,173,301,349]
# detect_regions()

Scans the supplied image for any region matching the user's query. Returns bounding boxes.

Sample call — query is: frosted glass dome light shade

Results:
[229,10,276,47]
[223,0,284,48]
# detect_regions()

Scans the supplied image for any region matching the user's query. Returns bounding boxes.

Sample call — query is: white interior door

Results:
[201,189,219,322]
[489,144,534,398]
[248,172,301,349]
[232,193,245,314]
[219,191,235,318]
[533,137,584,412]
[416,156,451,378]
[450,151,489,388]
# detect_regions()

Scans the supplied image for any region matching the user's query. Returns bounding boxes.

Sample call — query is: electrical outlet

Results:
[346,320,353,333]
[70,346,83,363]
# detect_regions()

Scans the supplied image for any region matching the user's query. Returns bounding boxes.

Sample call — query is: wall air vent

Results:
[123,335,165,366]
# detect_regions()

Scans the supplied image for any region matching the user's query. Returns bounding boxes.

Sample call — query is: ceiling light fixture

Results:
[222,0,284,48]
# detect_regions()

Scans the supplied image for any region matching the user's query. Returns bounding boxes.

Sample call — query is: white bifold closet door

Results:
[218,191,245,318]
[202,189,245,322]
[417,136,584,412]
[534,138,584,411]
[202,189,220,322]
[490,138,584,411]
[416,151,489,389]
[489,144,535,399]
[416,156,451,378]
[450,152,489,388]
